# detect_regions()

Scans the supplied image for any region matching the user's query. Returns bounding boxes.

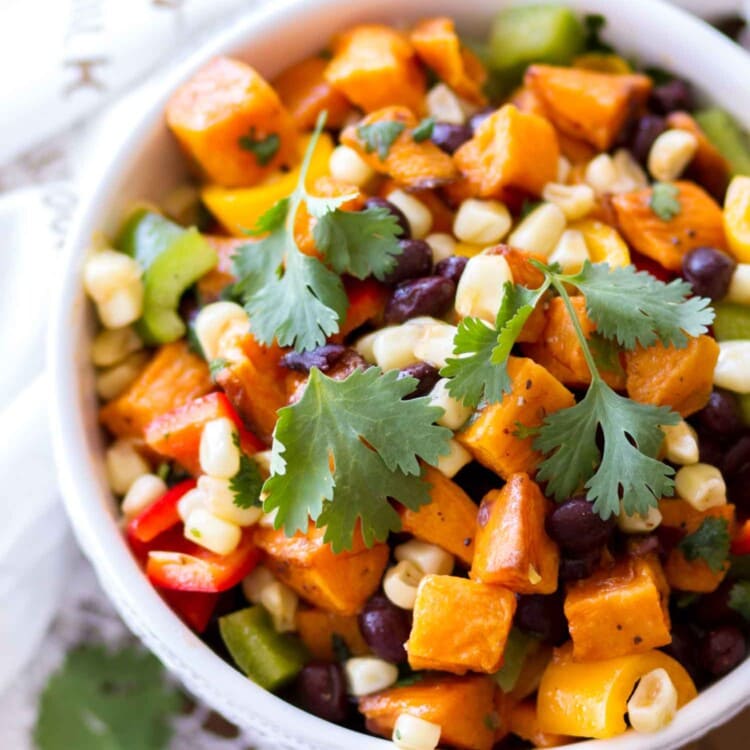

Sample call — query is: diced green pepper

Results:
[713,302,750,341]
[694,108,750,176]
[493,628,540,693]
[117,208,217,345]
[219,606,308,690]
[488,5,585,88]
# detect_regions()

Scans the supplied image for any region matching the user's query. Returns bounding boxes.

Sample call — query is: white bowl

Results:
[49,1,750,748]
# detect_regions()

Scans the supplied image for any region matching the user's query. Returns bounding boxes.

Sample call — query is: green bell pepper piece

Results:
[117,209,217,345]
[493,628,540,693]
[694,108,750,177]
[713,302,750,341]
[219,606,308,690]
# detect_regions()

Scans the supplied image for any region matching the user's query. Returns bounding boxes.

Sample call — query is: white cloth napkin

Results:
[0,0,747,732]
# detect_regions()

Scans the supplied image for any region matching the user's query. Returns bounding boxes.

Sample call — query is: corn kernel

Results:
[617,504,663,534]
[198,475,262,527]
[508,202,566,257]
[724,176,750,262]
[429,378,472,430]
[426,83,465,125]
[260,580,299,633]
[455,254,514,322]
[726,264,750,305]
[395,540,454,577]
[547,229,590,274]
[177,487,208,522]
[121,473,167,519]
[648,129,699,182]
[95,351,150,401]
[425,233,457,265]
[387,190,432,239]
[194,301,249,361]
[433,438,472,478]
[105,439,150,495]
[371,325,422,370]
[453,199,512,245]
[345,657,399,697]
[184,507,241,555]
[542,182,596,221]
[383,560,424,610]
[83,249,142,303]
[91,326,142,367]
[627,668,678,733]
[557,155,572,183]
[242,565,276,603]
[414,323,458,369]
[674,463,726,511]
[97,283,144,329]
[329,145,375,187]
[392,713,442,750]
[200,417,240,478]
[660,421,699,465]
[714,340,750,393]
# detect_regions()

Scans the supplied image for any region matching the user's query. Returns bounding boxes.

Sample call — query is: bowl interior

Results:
[50,1,750,748]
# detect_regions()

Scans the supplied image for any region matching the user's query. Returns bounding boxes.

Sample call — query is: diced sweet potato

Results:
[99,342,212,439]
[325,25,426,114]
[485,245,546,288]
[659,499,736,593]
[454,105,559,198]
[510,643,554,701]
[522,296,625,389]
[625,334,719,417]
[410,17,486,104]
[564,554,671,662]
[470,473,559,594]
[398,466,479,566]
[341,106,458,189]
[254,525,389,615]
[333,277,389,341]
[557,132,597,165]
[196,235,247,301]
[359,675,496,750]
[510,85,547,117]
[273,55,351,130]
[525,64,651,151]
[611,181,728,272]
[295,608,369,660]
[166,57,298,188]
[406,575,516,674]
[458,357,575,479]
[508,700,572,748]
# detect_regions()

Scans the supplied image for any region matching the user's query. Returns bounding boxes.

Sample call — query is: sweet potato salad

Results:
[83,5,750,748]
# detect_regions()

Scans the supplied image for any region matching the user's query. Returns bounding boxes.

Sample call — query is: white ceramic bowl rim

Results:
[49,1,750,748]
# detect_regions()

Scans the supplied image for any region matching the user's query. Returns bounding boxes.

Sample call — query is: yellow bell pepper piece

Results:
[724,175,750,262]
[571,218,631,268]
[454,241,485,258]
[537,644,697,739]
[573,53,633,74]
[201,132,334,237]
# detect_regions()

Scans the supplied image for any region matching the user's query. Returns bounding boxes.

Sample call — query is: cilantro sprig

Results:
[679,517,731,572]
[729,580,750,621]
[263,367,451,552]
[233,111,403,351]
[650,182,682,221]
[440,260,714,519]
[230,434,264,509]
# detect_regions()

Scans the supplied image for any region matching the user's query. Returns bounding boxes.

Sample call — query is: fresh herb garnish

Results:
[729,580,750,621]
[650,182,682,221]
[412,116,436,142]
[233,112,403,351]
[209,357,228,381]
[263,367,451,552]
[238,128,280,165]
[357,120,406,160]
[34,644,180,750]
[441,260,714,519]
[331,633,352,663]
[679,517,731,572]
[583,13,614,53]
[230,435,264,509]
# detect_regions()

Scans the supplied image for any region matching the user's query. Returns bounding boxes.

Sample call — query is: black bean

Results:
[661,623,705,684]
[294,662,349,724]
[699,434,726,467]
[681,246,736,300]
[363,197,410,239]
[692,580,744,629]
[358,595,412,663]
[628,114,667,165]
[280,344,348,373]
[384,276,456,324]
[558,549,601,582]
[546,497,616,555]
[435,255,468,286]
[397,362,440,399]
[430,122,473,154]
[727,464,750,512]
[453,462,501,503]
[699,625,747,677]
[468,107,495,133]
[382,239,433,284]
[649,79,694,115]
[694,389,744,439]
[723,434,750,478]
[713,14,747,41]
[515,591,568,645]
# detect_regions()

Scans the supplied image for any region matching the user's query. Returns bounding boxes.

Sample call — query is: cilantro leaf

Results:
[583,13,615,53]
[413,117,436,142]
[535,377,677,518]
[230,436,264,509]
[34,644,180,750]
[238,128,280,166]
[569,262,714,350]
[650,182,682,221]
[357,121,406,160]
[312,205,404,280]
[245,197,290,235]
[729,580,750,621]
[494,629,539,693]
[679,517,731,572]
[264,367,451,552]
[209,358,228,381]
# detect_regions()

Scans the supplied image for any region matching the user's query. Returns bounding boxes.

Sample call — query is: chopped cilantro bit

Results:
[412,116,436,142]
[729,580,750,621]
[331,633,352,663]
[190,528,202,538]
[230,434,264,509]
[209,358,228,381]
[679,517,731,572]
[583,13,614,53]
[649,182,682,221]
[357,120,406,160]
[238,128,280,166]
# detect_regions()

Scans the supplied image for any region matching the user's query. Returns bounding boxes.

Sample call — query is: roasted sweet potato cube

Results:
[410,17,486,104]
[522,296,625,389]
[273,55,351,130]
[611,181,728,272]
[325,25,426,114]
[406,575,516,674]
[341,106,457,189]
[525,65,651,151]
[359,675,496,750]
[196,235,246,301]
[398,466,478,566]
[166,57,298,188]
[508,700,572,749]
[99,341,213,439]
[660,499,736,593]
[625,334,719,417]
[254,526,389,615]
[458,357,575,479]
[295,608,369,660]
[454,105,559,198]
[470,473,559,594]
[564,554,671,661]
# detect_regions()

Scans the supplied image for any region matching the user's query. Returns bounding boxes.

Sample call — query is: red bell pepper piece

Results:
[127,479,197,544]
[732,519,750,555]
[146,528,260,593]
[144,391,265,474]
[631,251,676,283]
[159,588,219,633]
[336,277,388,339]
